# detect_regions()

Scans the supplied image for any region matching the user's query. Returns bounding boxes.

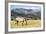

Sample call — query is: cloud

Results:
[11,5,41,10]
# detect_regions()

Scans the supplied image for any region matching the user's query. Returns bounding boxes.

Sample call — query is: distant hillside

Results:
[11,8,41,20]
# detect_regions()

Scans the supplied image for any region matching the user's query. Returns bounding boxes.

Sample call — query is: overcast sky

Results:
[11,5,41,10]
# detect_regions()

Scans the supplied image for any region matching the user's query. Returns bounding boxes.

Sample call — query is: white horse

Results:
[16,17,25,26]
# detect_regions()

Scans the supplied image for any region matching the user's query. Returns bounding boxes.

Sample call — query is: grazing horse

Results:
[15,17,32,26]
[15,17,25,26]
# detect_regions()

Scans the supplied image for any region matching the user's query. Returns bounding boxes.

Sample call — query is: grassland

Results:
[11,20,41,28]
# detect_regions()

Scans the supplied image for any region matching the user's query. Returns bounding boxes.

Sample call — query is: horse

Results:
[15,17,25,26]
[15,16,32,26]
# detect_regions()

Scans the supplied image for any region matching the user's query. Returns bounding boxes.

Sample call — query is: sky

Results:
[11,5,41,10]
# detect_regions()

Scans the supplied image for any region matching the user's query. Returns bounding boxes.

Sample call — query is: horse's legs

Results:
[17,21,18,26]
[25,20,27,25]
[22,23,23,26]
[22,20,24,26]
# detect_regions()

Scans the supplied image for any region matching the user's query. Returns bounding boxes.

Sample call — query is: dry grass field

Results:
[11,20,41,28]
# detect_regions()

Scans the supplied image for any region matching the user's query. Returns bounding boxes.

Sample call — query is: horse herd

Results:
[15,17,32,26]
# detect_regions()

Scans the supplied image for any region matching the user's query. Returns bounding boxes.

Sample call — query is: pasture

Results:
[11,20,41,28]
